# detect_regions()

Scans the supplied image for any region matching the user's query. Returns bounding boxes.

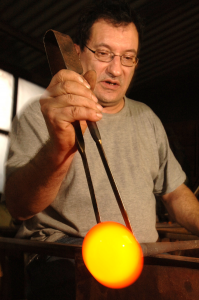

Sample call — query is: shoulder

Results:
[125,97,160,123]
[13,96,44,127]
[17,96,42,118]
[11,96,48,144]
[125,96,167,139]
[125,97,154,115]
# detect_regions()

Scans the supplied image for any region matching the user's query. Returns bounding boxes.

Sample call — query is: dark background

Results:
[0,0,198,123]
[0,0,199,188]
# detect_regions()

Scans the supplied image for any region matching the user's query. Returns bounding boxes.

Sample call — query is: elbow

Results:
[5,198,25,221]
[4,171,36,221]
[5,189,33,221]
[6,203,34,221]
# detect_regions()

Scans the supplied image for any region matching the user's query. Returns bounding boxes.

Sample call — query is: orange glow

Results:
[82,221,143,289]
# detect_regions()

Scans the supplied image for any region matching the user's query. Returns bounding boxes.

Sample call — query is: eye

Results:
[97,50,110,57]
[123,55,134,61]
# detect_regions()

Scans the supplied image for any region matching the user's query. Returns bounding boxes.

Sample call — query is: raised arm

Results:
[5,69,102,221]
[161,183,199,236]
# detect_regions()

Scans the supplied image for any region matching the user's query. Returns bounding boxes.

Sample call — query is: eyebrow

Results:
[94,43,137,55]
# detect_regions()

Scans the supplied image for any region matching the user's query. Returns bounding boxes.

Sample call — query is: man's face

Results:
[78,19,139,111]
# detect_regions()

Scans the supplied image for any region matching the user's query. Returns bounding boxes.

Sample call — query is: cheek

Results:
[81,61,90,74]
[84,62,102,79]
[124,70,135,85]
[93,62,107,78]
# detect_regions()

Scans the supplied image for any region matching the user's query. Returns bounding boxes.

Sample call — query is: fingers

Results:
[46,79,98,103]
[55,94,102,115]
[83,70,97,91]
[39,69,102,154]
[40,69,102,121]
[48,69,90,89]
[48,106,102,129]
[41,94,103,123]
[41,86,102,122]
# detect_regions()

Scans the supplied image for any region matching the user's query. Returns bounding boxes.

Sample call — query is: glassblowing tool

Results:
[43,29,143,288]
[44,29,132,232]
[43,30,199,289]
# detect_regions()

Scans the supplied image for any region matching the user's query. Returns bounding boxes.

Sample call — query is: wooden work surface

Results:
[75,250,199,300]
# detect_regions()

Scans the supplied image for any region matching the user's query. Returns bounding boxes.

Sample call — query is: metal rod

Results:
[44,30,132,230]
[141,240,199,257]
[73,121,101,224]
[87,121,133,232]
[1,237,199,258]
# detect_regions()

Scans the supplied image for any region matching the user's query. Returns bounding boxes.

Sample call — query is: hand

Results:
[40,69,103,158]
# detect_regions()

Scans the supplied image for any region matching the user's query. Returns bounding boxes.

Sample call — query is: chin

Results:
[98,98,118,107]
[96,93,119,105]
[99,99,121,108]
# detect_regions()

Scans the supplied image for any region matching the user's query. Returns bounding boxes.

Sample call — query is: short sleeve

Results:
[151,112,186,195]
[5,99,49,180]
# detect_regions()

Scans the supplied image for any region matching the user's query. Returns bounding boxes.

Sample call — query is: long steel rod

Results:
[1,237,199,258]
[87,121,133,232]
[73,121,101,224]
[44,30,132,231]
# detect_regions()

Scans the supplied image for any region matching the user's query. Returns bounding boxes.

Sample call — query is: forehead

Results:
[89,19,139,52]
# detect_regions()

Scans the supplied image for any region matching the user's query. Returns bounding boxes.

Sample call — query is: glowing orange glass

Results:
[82,221,143,289]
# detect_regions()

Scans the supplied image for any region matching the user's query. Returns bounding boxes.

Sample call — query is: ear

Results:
[74,44,81,57]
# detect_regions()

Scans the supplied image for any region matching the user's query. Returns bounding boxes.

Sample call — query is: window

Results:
[0,70,14,131]
[0,134,9,192]
[17,78,45,115]
[0,69,45,193]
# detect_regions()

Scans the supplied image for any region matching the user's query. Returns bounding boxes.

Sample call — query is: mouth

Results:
[101,79,120,89]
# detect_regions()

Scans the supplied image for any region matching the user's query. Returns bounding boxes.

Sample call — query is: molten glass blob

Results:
[82,221,143,289]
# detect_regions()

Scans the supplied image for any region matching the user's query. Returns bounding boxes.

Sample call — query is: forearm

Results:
[5,140,76,221]
[6,70,102,221]
[161,184,199,236]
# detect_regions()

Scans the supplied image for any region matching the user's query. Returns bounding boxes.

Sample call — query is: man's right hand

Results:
[6,69,103,220]
[40,69,103,160]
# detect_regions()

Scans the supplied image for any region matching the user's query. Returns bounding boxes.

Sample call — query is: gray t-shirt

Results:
[5,97,186,243]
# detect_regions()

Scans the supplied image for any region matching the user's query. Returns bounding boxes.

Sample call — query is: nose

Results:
[106,55,122,77]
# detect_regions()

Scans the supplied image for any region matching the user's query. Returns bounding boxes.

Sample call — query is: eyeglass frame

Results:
[84,45,139,67]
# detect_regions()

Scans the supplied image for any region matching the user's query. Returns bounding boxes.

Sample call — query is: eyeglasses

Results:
[85,45,139,67]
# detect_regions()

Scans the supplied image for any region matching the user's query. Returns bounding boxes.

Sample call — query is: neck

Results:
[101,98,125,114]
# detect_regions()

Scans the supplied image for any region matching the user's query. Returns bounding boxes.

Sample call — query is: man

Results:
[4,0,199,299]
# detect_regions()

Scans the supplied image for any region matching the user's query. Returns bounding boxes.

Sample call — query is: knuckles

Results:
[56,69,70,81]
[66,93,76,104]
[39,71,96,125]
[71,106,81,119]
[55,69,79,83]
[40,103,54,122]
[61,80,71,92]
